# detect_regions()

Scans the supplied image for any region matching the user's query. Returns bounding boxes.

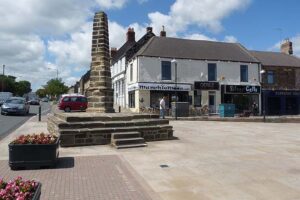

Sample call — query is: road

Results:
[0,102,51,140]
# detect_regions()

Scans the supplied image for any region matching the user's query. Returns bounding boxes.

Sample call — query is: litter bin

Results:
[172,102,189,117]
[219,104,235,117]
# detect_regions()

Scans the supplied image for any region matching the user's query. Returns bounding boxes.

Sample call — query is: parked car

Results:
[28,98,40,105]
[1,97,30,115]
[58,94,88,112]
[41,97,49,102]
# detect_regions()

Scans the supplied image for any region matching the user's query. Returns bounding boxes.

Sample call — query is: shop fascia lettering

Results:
[128,83,191,91]
[225,85,260,94]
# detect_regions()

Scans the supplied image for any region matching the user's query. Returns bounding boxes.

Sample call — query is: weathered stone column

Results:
[87,11,114,113]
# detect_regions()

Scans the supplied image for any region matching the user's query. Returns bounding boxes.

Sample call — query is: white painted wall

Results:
[137,56,260,85]
[111,56,127,107]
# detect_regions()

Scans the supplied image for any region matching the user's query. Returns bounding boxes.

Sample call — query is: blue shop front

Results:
[262,90,300,115]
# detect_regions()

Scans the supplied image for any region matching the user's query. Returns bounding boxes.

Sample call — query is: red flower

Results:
[12,132,58,145]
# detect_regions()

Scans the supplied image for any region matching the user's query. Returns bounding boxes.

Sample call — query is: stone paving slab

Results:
[0,155,155,200]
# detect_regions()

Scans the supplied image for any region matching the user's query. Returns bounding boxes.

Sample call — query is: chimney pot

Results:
[281,39,293,55]
[160,25,166,37]
[126,27,135,42]
[110,47,118,59]
[146,27,153,33]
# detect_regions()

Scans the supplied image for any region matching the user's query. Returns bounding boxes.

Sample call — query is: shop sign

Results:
[225,85,260,94]
[128,83,191,92]
[194,81,219,90]
[274,91,300,96]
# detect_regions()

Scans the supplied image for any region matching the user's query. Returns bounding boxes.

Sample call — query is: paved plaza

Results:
[0,115,300,199]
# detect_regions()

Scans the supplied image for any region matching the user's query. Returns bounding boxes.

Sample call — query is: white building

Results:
[111,27,155,109]
[112,35,262,114]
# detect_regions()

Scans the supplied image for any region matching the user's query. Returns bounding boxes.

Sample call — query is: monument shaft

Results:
[87,11,114,113]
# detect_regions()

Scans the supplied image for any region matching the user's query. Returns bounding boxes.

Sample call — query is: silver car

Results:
[1,97,30,115]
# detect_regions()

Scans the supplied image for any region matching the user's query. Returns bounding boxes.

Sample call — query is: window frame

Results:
[161,61,172,80]
[267,70,274,84]
[208,63,217,81]
[240,65,248,82]
[130,64,133,82]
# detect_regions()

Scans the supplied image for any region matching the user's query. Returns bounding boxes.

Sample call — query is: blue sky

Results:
[0,0,299,91]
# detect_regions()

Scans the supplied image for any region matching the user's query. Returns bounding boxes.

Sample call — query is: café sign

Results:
[225,85,260,94]
[128,82,191,92]
[194,81,219,90]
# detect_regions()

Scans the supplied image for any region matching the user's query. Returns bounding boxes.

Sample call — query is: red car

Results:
[58,94,88,112]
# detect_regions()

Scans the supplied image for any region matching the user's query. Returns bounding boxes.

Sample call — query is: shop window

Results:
[208,63,217,81]
[128,92,135,108]
[267,71,274,84]
[130,64,133,82]
[240,65,248,82]
[161,61,171,80]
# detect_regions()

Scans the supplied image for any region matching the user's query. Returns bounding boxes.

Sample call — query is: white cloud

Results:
[0,0,92,35]
[95,0,127,9]
[149,0,251,35]
[224,35,238,43]
[184,33,217,41]
[0,0,249,91]
[291,35,300,57]
[269,35,300,57]
[48,23,92,68]
[137,0,148,4]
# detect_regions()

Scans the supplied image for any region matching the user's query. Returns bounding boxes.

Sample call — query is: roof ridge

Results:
[137,36,156,56]
[236,43,260,63]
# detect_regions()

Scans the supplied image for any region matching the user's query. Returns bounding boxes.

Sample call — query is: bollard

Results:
[38,105,41,122]
[119,106,121,113]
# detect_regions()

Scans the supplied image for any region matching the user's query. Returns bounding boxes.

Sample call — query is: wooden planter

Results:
[32,182,42,200]
[8,139,59,170]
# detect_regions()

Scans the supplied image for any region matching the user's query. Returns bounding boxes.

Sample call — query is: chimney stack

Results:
[146,27,153,33]
[281,39,293,55]
[110,47,118,59]
[160,25,166,37]
[126,28,135,42]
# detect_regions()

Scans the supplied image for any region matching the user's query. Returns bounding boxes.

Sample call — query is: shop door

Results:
[286,97,298,115]
[209,93,216,113]
[268,97,280,115]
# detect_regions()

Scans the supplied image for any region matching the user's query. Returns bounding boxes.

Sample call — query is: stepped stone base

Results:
[47,112,174,147]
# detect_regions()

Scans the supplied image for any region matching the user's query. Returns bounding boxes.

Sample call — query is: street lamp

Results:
[2,64,5,92]
[171,59,178,120]
[260,69,266,122]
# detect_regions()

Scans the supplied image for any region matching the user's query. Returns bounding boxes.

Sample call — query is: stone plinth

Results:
[87,11,114,113]
[47,112,174,147]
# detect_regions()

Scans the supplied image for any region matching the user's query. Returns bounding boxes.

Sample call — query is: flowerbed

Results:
[9,133,59,170]
[0,176,41,200]
[11,133,58,145]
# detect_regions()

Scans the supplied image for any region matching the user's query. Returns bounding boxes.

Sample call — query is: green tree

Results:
[36,88,47,98]
[44,78,68,98]
[15,80,31,96]
[0,75,16,93]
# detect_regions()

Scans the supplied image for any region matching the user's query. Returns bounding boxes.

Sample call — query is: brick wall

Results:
[296,68,300,89]
[262,66,300,90]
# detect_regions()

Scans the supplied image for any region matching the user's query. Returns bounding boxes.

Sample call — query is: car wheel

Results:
[64,107,71,112]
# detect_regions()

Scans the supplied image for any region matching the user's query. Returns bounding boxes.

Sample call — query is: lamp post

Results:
[2,64,5,92]
[171,59,178,120]
[260,69,266,122]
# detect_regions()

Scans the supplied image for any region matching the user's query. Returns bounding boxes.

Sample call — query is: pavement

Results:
[1,114,300,199]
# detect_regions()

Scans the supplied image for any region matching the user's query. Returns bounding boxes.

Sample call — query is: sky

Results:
[0,0,300,91]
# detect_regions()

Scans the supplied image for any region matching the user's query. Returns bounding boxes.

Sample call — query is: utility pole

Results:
[2,65,5,92]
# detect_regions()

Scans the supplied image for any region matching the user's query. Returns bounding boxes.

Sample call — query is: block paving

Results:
[0,155,153,200]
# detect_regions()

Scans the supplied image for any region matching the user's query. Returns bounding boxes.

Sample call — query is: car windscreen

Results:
[6,99,24,104]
